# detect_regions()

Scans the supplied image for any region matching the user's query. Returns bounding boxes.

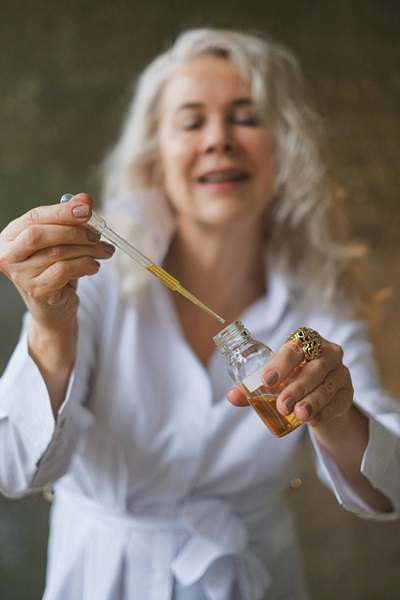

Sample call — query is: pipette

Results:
[60,194,225,324]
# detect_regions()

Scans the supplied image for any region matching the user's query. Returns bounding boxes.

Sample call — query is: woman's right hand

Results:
[0,193,115,413]
[0,192,115,331]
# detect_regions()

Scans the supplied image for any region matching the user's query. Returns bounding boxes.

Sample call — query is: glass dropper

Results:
[60,194,225,324]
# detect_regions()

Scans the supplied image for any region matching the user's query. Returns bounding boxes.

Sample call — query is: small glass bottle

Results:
[214,320,302,438]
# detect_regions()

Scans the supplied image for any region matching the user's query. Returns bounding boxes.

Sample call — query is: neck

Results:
[163,218,267,362]
[166,217,266,302]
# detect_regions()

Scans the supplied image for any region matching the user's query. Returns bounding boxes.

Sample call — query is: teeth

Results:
[201,171,246,183]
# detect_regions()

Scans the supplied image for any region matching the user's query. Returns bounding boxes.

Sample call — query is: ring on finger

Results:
[286,327,322,362]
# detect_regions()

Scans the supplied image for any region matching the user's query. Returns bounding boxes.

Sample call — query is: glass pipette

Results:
[60,194,225,324]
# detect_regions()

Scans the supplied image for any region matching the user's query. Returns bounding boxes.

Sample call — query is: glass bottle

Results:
[214,320,302,438]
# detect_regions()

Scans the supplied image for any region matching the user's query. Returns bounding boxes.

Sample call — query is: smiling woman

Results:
[158,55,276,233]
[0,27,400,600]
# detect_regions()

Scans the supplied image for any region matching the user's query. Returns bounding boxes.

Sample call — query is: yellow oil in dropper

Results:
[60,194,225,324]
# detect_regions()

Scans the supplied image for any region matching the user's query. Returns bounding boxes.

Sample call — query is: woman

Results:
[0,28,399,600]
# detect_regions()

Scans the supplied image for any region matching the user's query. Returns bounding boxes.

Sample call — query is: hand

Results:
[0,192,115,331]
[227,333,354,427]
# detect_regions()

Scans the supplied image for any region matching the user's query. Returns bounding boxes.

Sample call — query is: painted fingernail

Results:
[87,229,101,242]
[262,370,279,386]
[313,412,322,423]
[102,242,115,255]
[283,397,295,414]
[72,205,91,218]
[299,402,313,418]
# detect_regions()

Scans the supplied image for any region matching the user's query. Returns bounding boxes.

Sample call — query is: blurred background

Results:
[1,0,400,598]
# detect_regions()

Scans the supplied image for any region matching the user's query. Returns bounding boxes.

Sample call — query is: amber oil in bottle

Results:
[214,321,302,437]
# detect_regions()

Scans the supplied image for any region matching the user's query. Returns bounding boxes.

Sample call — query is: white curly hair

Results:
[101,28,361,308]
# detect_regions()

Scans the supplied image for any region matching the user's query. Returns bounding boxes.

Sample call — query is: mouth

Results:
[198,170,249,184]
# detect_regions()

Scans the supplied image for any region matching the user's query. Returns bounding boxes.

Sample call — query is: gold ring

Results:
[286,327,322,362]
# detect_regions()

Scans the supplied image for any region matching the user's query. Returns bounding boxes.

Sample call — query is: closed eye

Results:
[230,98,260,127]
[181,118,204,131]
[230,115,259,127]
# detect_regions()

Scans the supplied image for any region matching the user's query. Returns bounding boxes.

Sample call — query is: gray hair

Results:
[102,28,360,308]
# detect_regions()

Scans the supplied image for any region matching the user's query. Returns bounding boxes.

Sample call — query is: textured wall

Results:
[1,1,400,598]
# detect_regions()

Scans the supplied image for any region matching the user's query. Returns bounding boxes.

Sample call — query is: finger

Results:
[11,221,113,262]
[304,387,354,426]
[23,256,103,305]
[10,242,115,292]
[276,355,337,415]
[226,386,249,407]
[290,363,353,423]
[32,240,115,269]
[288,370,344,422]
[262,334,344,389]
[2,193,94,240]
[260,339,313,388]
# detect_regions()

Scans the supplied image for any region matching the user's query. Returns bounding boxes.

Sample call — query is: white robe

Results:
[1,197,399,600]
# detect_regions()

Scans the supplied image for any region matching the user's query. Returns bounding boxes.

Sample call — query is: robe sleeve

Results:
[0,272,104,497]
[308,313,400,520]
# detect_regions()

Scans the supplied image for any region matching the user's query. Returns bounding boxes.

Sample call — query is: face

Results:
[157,54,276,231]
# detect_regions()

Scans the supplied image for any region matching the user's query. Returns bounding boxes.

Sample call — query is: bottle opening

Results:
[213,320,250,353]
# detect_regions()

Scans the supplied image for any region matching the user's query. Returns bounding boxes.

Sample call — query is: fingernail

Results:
[299,402,313,418]
[283,397,295,415]
[87,229,101,242]
[103,242,115,255]
[262,370,279,386]
[72,205,91,218]
[313,412,322,423]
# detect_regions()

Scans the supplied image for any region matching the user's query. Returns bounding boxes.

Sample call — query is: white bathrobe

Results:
[1,195,399,600]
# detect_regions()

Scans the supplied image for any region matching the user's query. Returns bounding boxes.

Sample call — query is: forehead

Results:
[161,55,252,111]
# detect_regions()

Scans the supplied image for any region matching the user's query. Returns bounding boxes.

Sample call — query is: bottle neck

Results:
[213,320,251,355]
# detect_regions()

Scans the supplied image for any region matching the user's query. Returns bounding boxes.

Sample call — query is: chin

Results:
[198,210,251,229]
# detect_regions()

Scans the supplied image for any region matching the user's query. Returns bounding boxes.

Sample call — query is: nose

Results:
[202,119,235,154]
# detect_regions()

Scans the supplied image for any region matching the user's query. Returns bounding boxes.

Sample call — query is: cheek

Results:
[255,140,276,188]
[169,137,194,163]
[161,140,193,189]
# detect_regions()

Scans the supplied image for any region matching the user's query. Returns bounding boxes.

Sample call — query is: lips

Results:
[198,169,249,184]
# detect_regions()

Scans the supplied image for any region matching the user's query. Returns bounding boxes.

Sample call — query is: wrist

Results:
[28,318,78,373]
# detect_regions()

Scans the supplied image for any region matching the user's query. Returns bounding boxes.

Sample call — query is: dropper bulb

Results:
[60,193,75,203]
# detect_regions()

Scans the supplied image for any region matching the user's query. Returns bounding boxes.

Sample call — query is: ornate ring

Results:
[286,327,322,362]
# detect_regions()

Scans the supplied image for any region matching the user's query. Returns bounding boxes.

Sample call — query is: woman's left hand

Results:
[227,333,354,427]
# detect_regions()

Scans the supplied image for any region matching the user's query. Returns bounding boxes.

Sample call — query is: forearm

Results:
[312,405,393,513]
[28,318,78,418]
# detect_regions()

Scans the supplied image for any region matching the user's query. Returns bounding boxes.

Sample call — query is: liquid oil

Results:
[146,263,225,324]
[247,394,303,438]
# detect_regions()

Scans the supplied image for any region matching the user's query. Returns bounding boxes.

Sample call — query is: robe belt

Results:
[57,490,270,600]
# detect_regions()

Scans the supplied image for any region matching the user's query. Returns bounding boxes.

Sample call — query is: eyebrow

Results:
[176,97,255,112]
